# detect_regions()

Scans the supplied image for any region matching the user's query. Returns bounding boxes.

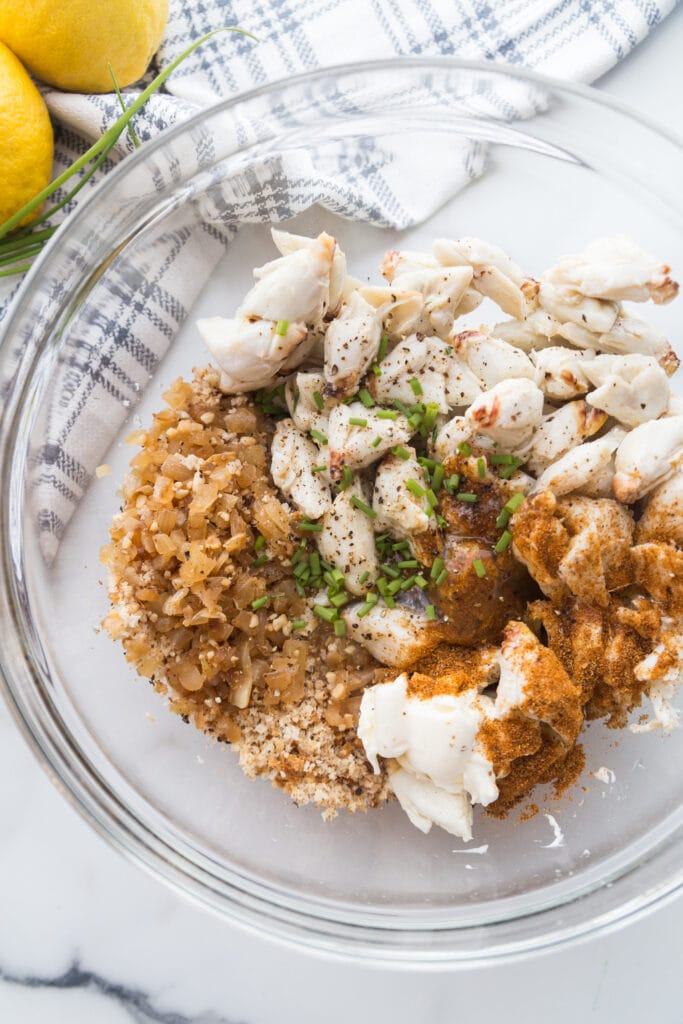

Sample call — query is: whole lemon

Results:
[0,0,168,93]
[0,41,53,226]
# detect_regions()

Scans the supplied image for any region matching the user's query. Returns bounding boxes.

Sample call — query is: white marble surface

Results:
[3,11,683,1022]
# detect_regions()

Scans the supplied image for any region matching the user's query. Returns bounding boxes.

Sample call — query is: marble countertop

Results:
[2,11,683,1022]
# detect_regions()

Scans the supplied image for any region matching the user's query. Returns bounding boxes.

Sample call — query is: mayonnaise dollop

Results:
[357,673,498,840]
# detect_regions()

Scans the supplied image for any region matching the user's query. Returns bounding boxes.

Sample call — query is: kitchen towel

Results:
[0,0,677,558]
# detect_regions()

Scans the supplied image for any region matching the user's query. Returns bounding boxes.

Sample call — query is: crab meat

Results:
[492,309,561,352]
[582,354,671,427]
[326,402,412,480]
[433,414,474,461]
[285,371,335,435]
[198,317,309,394]
[373,448,437,551]
[544,236,679,305]
[434,237,527,318]
[531,346,595,402]
[317,480,380,595]
[342,603,446,668]
[636,475,683,546]
[594,313,680,376]
[492,621,583,745]
[323,290,384,397]
[532,427,626,498]
[631,542,683,619]
[382,252,475,338]
[632,627,683,733]
[511,492,634,607]
[368,334,481,413]
[360,285,427,339]
[453,330,535,390]
[527,400,607,476]
[466,378,544,451]
[538,280,619,335]
[613,416,683,503]
[270,419,332,519]
[557,497,635,608]
[242,231,338,325]
[269,227,347,316]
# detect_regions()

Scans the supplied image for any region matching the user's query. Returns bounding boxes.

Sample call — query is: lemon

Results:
[0,41,53,226]
[0,0,169,94]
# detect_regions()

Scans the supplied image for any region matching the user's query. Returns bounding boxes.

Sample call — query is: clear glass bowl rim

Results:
[0,56,681,966]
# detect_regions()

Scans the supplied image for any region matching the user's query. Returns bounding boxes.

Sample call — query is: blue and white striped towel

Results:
[0,0,677,557]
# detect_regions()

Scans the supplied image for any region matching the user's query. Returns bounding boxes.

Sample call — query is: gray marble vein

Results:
[0,962,245,1024]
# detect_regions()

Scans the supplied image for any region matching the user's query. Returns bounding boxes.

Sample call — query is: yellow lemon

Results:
[0,41,53,226]
[0,0,168,94]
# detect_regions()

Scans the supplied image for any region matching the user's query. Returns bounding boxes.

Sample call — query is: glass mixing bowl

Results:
[0,60,681,964]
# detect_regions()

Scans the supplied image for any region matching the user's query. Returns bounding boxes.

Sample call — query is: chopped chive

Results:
[251,595,269,610]
[350,496,377,519]
[435,568,449,586]
[490,453,515,465]
[312,390,325,411]
[376,409,399,420]
[292,386,300,412]
[393,399,412,417]
[314,604,338,623]
[397,559,419,569]
[437,514,448,528]
[291,619,306,631]
[359,570,370,586]
[371,435,382,447]
[400,574,418,591]
[456,492,478,503]
[431,464,445,491]
[329,592,349,608]
[504,492,525,513]
[275,319,289,336]
[310,429,328,445]
[477,457,486,478]
[423,402,439,429]
[409,402,425,416]
[357,601,376,618]
[349,416,368,427]
[430,557,445,580]
[378,332,389,361]
[392,446,411,460]
[376,533,391,542]
[408,412,422,430]
[406,479,426,499]
[292,545,306,565]
[339,466,354,491]
[381,563,401,579]
[426,489,439,509]
[494,530,513,554]
[496,508,511,529]
[358,388,375,408]
[342,395,354,405]
[371,363,382,377]
[415,574,429,590]
[298,521,323,532]
[254,554,269,568]
[309,551,321,576]
[458,441,472,457]
[386,578,403,595]
[311,464,327,473]
[293,560,310,578]
[384,594,397,608]
[334,618,347,637]
[426,604,436,621]
[295,581,306,597]
[331,568,345,584]
[254,535,266,551]
[392,541,411,552]
[500,458,524,479]
[409,377,423,396]
[473,559,487,578]
[365,591,379,606]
